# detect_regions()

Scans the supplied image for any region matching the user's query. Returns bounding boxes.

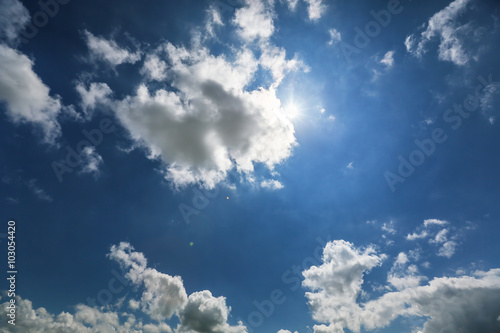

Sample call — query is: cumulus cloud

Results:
[302,240,500,333]
[140,54,168,81]
[0,296,173,333]
[81,23,300,189]
[404,0,481,66]
[0,44,63,144]
[302,240,386,332]
[107,242,244,332]
[84,30,141,67]
[176,291,247,333]
[233,0,274,43]
[0,0,30,44]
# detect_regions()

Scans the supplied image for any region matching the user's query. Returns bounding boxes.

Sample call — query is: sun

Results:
[284,101,302,120]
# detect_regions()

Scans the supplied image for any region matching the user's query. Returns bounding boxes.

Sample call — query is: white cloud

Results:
[0,0,30,44]
[0,296,173,333]
[302,240,386,332]
[406,230,429,240]
[0,44,62,144]
[76,82,113,117]
[78,146,104,178]
[84,30,141,67]
[304,0,327,21]
[346,162,354,170]
[83,34,298,188]
[108,242,188,321]
[423,218,448,227]
[405,0,477,65]
[382,220,396,235]
[261,179,284,190]
[302,240,500,333]
[437,240,457,258]
[380,51,395,68]
[205,5,224,38]
[277,330,298,333]
[176,291,247,333]
[233,0,274,43]
[327,28,341,45]
[141,54,168,81]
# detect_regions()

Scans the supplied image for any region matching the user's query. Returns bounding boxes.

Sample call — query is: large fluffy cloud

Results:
[78,2,302,188]
[2,242,245,332]
[302,240,500,333]
[107,242,246,332]
[0,44,63,144]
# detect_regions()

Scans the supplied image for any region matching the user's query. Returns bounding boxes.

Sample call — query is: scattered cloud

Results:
[382,220,396,235]
[0,44,63,144]
[404,0,480,66]
[346,162,354,170]
[327,28,341,45]
[83,30,141,67]
[304,0,327,21]
[406,219,466,259]
[261,179,284,190]
[303,240,500,333]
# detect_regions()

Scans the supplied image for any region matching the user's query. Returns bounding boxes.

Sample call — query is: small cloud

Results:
[423,219,449,227]
[261,179,284,190]
[327,28,341,45]
[380,50,395,68]
[437,240,457,258]
[83,30,141,67]
[489,116,495,125]
[304,0,327,21]
[407,230,429,241]
[382,220,397,235]
[327,115,336,121]
[346,162,354,170]
[26,179,53,202]
[320,107,326,113]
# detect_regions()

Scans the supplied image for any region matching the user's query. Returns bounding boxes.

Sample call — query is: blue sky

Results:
[0,0,500,332]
